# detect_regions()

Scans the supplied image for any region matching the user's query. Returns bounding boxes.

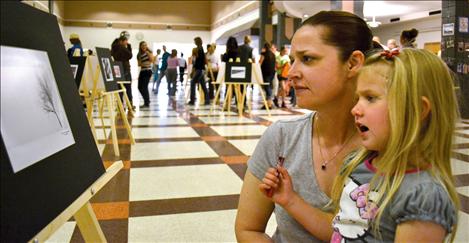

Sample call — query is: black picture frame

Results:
[112,61,125,82]
[95,47,119,91]
[1,2,105,242]
[225,62,252,83]
[68,56,87,88]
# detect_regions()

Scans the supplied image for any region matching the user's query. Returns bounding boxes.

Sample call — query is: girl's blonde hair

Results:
[331,48,460,240]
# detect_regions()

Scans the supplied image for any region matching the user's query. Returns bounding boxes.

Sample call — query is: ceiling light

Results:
[303,14,309,18]
[367,16,381,28]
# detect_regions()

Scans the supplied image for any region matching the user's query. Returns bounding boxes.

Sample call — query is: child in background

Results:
[261,48,459,242]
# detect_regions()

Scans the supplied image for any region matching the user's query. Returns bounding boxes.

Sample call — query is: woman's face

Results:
[141,42,148,51]
[289,25,351,110]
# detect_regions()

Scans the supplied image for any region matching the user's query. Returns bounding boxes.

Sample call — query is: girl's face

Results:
[141,42,147,51]
[289,25,351,110]
[351,67,390,152]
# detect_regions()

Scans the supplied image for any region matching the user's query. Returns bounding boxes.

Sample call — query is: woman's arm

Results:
[395,221,446,243]
[260,167,334,241]
[235,171,275,243]
[259,54,265,64]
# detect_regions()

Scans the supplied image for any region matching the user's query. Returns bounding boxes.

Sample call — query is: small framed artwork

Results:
[443,23,455,36]
[459,17,468,33]
[95,47,119,91]
[112,61,125,82]
[224,62,252,83]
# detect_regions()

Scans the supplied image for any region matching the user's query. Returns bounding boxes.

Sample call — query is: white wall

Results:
[63,26,211,81]
[372,15,441,49]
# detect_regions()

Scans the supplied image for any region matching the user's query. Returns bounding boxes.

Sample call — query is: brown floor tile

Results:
[90,170,129,203]
[454,174,469,187]
[131,158,223,168]
[205,141,244,156]
[134,137,201,143]
[191,123,208,128]
[459,194,469,214]
[221,155,250,164]
[192,126,220,136]
[91,202,129,220]
[70,219,128,243]
[228,164,248,180]
[201,136,227,141]
[129,195,240,217]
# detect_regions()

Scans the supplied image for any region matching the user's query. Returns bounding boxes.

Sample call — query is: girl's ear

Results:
[421,96,432,120]
[346,50,365,79]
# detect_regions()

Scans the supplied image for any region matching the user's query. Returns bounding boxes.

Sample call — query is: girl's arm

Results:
[395,220,446,243]
[235,171,275,243]
[260,167,334,241]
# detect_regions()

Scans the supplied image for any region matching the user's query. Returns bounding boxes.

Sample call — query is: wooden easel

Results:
[80,56,135,156]
[117,81,134,116]
[28,161,124,243]
[211,59,270,116]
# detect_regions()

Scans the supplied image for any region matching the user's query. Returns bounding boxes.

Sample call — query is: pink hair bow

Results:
[380,49,400,60]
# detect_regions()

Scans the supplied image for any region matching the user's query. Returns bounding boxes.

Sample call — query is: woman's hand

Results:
[259,166,296,207]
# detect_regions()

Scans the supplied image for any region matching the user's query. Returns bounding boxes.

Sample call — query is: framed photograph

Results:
[95,47,119,91]
[1,45,76,173]
[68,56,87,88]
[459,17,468,33]
[443,23,455,36]
[224,62,252,83]
[112,61,125,82]
[101,57,113,81]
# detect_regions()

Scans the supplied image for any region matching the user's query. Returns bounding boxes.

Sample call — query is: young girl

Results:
[261,48,459,242]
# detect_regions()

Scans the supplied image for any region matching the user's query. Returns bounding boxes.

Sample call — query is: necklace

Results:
[315,116,356,170]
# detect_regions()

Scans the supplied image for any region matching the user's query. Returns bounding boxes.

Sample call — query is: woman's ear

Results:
[346,50,365,79]
[421,96,432,120]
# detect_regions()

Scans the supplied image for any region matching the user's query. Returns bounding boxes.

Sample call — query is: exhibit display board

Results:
[1,2,105,241]
[68,56,87,88]
[95,47,119,91]
[224,62,252,83]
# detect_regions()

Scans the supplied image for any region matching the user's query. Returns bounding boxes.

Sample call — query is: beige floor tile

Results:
[45,221,76,243]
[131,117,187,126]
[129,164,242,201]
[198,116,256,124]
[132,127,199,139]
[455,212,469,243]
[211,125,267,137]
[454,148,469,156]
[97,144,105,155]
[128,209,277,242]
[456,186,469,197]
[249,109,293,115]
[451,159,469,175]
[94,129,111,140]
[455,135,469,144]
[134,110,179,117]
[131,141,218,161]
[93,118,111,126]
[228,139,260,156]
[190,110,238,116]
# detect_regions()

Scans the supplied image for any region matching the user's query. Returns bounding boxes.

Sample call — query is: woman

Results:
[206,43,219,100]
[259,42,276,109]
[400,28,419,49]
[235,11,373,242]
[166,49,179,97]
[136,41,154,108]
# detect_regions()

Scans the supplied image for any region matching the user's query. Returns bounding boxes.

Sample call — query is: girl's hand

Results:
[259,166,296,207]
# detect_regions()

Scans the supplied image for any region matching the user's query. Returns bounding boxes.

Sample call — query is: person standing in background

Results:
[259,42,276,109]
[206,43,219,100]
[155,45,170,95]
[178,52,187,85]
[188,37,209,105]
[166,49,179,98]
[152,49,161,91]
[136,41,154,108]
[238,35,255,63]
[111,34,133,108]
[67,33,83,58]
[387,39,399,51]
[400,28,419,48]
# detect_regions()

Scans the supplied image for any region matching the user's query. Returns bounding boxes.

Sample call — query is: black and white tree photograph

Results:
[70,64,78,79]
[101,57,113,81]
[0,45,75,173]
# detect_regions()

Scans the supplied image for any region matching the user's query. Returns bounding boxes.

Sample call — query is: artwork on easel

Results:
[225,62,252,83]
[101,57,113,81]
[0,45,75,173]
[112,61,125,82]
[95,47,119,91]
[69,56,86,88]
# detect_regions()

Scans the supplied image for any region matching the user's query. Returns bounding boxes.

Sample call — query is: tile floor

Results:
[47,84,469,243]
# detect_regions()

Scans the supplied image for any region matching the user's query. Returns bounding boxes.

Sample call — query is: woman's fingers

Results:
[277,166,291,182]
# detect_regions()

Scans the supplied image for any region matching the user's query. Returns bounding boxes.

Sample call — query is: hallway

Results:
[47,85,469,242]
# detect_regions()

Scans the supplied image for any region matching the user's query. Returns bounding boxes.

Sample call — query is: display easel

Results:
[28,161,124,243]
[80,56,135,156]
[211,59,270,116]
[117,81,135,116]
